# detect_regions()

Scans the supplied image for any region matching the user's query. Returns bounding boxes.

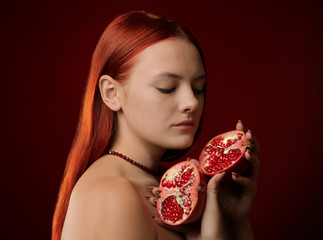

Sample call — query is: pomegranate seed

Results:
[172,181,176,188]
[162,178,167,187]
[161,195,184,223]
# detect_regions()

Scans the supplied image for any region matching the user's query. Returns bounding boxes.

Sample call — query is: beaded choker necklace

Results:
[107,150,160,176]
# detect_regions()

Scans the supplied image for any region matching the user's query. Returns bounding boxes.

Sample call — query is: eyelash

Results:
[193,88,205,94]
[157,87,176,94]
[157,87,205,94]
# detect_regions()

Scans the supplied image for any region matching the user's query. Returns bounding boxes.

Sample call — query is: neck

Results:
[110,127,166,173]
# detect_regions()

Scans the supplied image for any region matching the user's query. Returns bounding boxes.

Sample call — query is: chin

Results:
[168,139,194,150]
[157,133,195,150]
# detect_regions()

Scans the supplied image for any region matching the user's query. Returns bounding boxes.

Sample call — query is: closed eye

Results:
[193,84,205,94]
[193,88,205,94]
[157,87,176,94]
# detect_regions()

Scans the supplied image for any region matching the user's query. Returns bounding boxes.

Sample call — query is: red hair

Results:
[52,10,205,240]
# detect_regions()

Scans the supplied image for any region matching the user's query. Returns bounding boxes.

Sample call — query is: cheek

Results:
[126,91,170,127]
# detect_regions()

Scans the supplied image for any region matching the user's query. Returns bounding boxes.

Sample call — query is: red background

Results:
[1,0,322,239]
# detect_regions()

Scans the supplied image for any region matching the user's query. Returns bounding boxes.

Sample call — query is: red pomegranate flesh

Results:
[199,130,252,176]
[156,161,206,226]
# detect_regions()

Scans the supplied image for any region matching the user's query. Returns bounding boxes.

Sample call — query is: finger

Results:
[147,186,161,195]
[236,120,246,132]
[207,172,226,193]
[231,172,252,188]
[246,130,260,155]
[245,149,261,181]
[187,158,200,167]
[231,172,258,199]
[145,195,157,207]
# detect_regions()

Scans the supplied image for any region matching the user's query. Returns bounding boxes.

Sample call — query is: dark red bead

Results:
[107,150,159,176]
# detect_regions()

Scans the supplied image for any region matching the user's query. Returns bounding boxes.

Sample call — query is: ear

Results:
[98,75,122,111]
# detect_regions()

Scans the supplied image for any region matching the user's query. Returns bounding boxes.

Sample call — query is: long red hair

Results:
[52,10,205,240]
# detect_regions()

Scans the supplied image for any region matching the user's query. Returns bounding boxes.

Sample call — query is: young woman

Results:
[52,11,260,240]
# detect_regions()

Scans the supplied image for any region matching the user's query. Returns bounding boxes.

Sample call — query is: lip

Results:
[173,120,196,130]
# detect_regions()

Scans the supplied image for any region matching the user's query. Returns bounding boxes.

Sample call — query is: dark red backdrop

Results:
[1,0,322,239]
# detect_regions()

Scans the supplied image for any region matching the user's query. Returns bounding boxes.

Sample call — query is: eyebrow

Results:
[154,71,207,81]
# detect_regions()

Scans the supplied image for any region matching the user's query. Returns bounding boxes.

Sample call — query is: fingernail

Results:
[246,148,250,156]
[232,172,240,180]
[247,129,253,134]
[187,157,192,161]
[147,186,154,191]
[145,195,151,200]
[238,120,243,123]
[215,172,226,183]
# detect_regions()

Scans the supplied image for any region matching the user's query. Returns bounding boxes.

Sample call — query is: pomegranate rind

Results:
[156,161,206,226]
[199,130,250,176]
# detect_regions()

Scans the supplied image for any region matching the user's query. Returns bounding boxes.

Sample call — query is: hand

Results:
[147,159,227,240]
[146,120,260,240]
[199,120,260,240]
[217,121,260,225]
[147,184,202,240]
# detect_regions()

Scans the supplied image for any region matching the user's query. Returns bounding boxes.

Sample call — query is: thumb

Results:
[186,157,200,168]
[202,172,226,239]
[207,172,226,193]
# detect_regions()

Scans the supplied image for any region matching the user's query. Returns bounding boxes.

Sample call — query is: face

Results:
[118,38,206,151]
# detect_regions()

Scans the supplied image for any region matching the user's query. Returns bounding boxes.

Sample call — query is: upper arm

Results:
[62,178,156,240]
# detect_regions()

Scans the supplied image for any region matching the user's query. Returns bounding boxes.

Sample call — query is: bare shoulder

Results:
[62,176,156,240]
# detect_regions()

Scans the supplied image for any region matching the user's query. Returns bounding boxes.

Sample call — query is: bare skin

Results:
[147,121,260,240]
[61,38,260,240]
[61,155,184,240]
[62,121,260,240]
[62,38,205,240]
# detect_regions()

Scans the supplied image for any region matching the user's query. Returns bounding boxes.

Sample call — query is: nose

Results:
[178,86,200,113]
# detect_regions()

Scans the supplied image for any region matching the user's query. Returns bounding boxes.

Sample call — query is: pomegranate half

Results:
[156,161,206,226]
[199,130,252,176]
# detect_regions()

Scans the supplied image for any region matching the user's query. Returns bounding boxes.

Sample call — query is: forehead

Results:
[128,38,205,79]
